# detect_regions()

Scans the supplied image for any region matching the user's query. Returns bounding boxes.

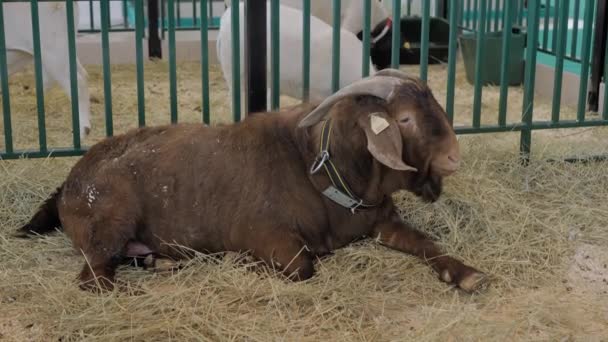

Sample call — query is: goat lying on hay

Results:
[17,69,489,293]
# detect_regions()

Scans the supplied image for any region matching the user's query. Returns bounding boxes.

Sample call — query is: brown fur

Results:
[20,78,487,293]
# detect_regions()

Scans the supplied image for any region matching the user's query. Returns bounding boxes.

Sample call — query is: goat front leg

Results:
[373,217,488,293]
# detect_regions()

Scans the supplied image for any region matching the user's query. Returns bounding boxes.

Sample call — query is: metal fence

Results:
[1,0,608,161]
[75,0,223,33]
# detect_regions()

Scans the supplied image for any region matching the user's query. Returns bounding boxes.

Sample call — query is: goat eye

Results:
[400,117,410,123]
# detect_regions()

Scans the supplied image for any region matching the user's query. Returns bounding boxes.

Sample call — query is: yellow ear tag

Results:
[370,114,390,135]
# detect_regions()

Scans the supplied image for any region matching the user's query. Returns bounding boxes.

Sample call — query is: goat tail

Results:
[15,184,64,238]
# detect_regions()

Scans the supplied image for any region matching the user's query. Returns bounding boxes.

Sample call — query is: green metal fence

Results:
[459,0,590,63]
[75,0,222,33]
[1,0,608,161]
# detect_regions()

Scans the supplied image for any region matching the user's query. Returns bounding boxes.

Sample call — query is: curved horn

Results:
[374,68,418,83]
[297,76,403,128]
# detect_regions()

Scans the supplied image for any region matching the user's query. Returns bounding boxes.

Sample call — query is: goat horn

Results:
[374,68,420,83]
[297,75,403,128]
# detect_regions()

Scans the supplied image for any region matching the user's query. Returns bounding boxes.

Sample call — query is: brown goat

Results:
[18,69,488,293]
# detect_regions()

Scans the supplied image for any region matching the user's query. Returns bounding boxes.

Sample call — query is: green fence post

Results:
[466,0,471,28]
[192,0,197,26]
[200,0,210,124]
[542,0,550,49]
[498,0,514,126]
[30,0,47,153]
[520,0,540,160]
[168,0,178,123]
[420,0,430,81]
[552,0,560,50]
[576,0,596,122]
[0,0,13,154]
[486,0,492,32]
[570,0,580,59]
[135,0,146,126]
[231,0,241,120]
[303,0,311,99]
[271,0,280,109]
[446,0,459,124]
[362,0,371,78]
[390,0,401,69]
[472,0,487,128]
[332,0,341,92]
[176,0,181,28]
[551,0,570,123]
[100,0,113,136]
[473,0,478,30]
[66,0,81,149]
[123,0,129,28]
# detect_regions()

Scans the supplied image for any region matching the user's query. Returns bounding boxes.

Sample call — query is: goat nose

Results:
[448,155,460,164]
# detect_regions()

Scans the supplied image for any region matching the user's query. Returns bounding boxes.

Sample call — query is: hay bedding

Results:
[1,60,608,341]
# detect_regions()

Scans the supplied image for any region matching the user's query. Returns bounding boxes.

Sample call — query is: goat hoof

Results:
[458,272,489,293]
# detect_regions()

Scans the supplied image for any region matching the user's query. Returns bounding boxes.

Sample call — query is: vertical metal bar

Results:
[571,0,580,58]
[362,0,371,77]
[390,0,401,69]
[518,0,525,25]
[135,0,146,126]
[245,0,267,113]
[486,0,492,32]
[520,0,540,160]
[200,0,210,124]
[148,0,162,59]
[100,0,113,136]
[88,0,94,30]
[552,0,560,50]
[498,0,514,126]
[270,0,280,109]
[420,0,430,81]
[30,0,47,152]
[193,0,197,26]
[588,0,607,112]
[208,0,213,22]
[0,0,13,153]
[230,0,241,120]
[446,0,459,124]
[123,0,129,28]
[66,0,81,149]
[473,0,478,30]
[493,0,500,31]
[407,0,412,16]
[332,0,341,92]
[472,0,487,128]
[551,0,570,123]
[543,0,550,49]
[466,0,471,27]
[303,0,311,100]
[168,0,178,123]
[176,0,181,27]
[460,0,465,27]
[576,0,596,122]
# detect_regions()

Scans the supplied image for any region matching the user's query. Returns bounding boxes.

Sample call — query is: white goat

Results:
[223,0,395,69]
[4,2,91,136]
[217,1,376,115]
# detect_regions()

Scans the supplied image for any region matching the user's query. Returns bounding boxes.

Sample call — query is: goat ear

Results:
[358,112,418,172]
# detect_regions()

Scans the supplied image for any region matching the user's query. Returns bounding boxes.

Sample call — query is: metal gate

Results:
[1,0,607,160]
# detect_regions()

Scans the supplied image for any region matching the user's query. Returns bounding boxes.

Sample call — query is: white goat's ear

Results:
[358,112,418,172]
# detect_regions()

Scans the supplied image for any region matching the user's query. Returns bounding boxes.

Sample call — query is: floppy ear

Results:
[357,112,418,172]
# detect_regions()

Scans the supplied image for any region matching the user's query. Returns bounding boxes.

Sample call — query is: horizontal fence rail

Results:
[1,0,608,161]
